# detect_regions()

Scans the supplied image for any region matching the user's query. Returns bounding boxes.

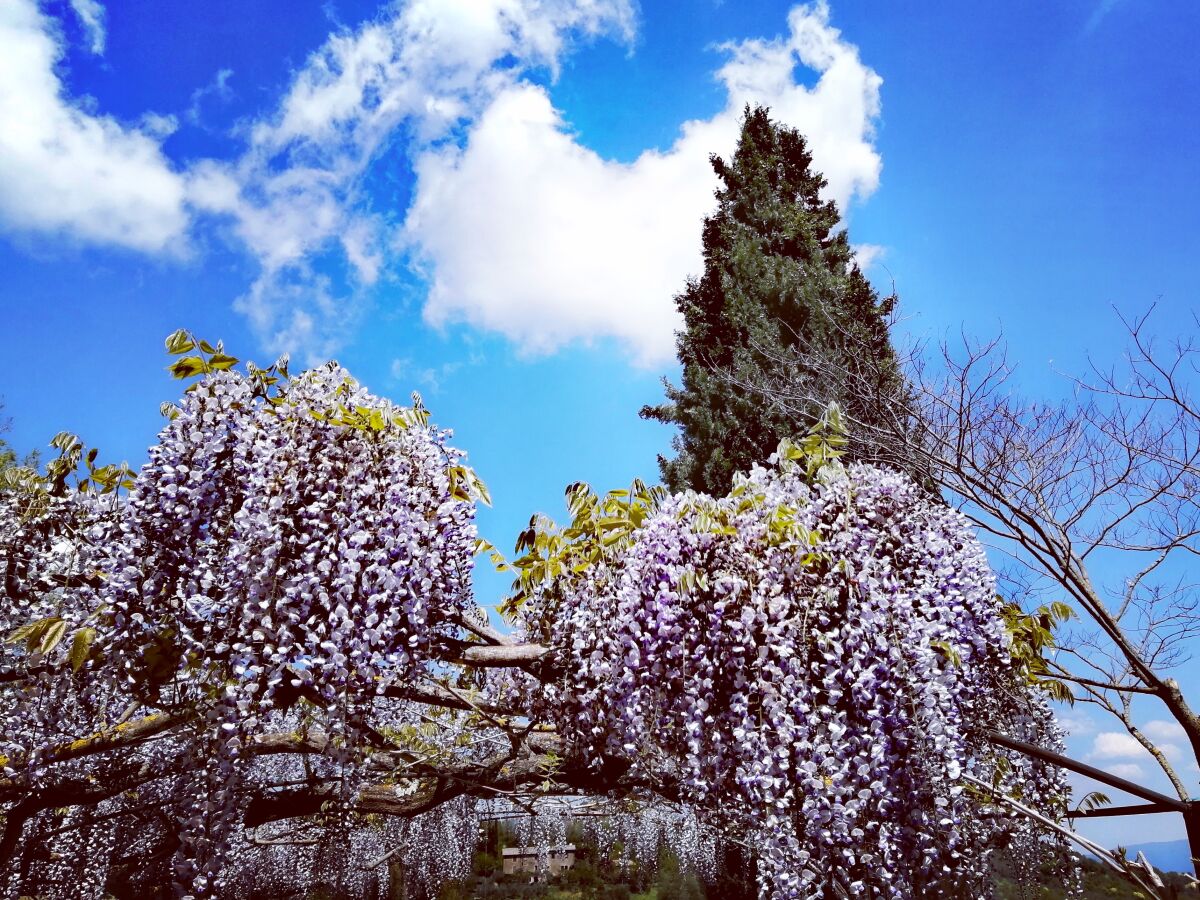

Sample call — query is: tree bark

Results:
[387,857,408,900]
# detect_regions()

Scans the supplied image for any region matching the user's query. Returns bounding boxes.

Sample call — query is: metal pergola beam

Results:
[1066,802,1179,819]
[986,730,1187,813]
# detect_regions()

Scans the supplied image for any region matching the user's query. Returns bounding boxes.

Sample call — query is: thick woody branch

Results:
[245,732,567,827]
[722,316,1200,792]
[0,754,184,868]
[0,710,194,798]
[1067,802,1180,818]
[1045,665,1158,695]
[0,642,552,792]
[963,773,1175,899]
[444,642,552,668]
[449,610,515,647]
[383,681,521,717]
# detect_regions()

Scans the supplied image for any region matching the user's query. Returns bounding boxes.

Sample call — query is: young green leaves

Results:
[165,329,239,380]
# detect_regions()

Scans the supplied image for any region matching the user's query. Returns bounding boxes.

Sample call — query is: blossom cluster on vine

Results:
[524,456,1072,898]
[0,360,1075,899]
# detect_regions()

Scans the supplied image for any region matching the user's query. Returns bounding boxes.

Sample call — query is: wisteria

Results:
[521,448,1074,898]
[2,356,484,896]
[0,348,1080,899]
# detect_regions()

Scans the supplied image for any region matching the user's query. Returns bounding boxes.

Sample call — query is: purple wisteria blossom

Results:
[525,457,1072,898]
[2,364,480,895]
[1,363,1073,899]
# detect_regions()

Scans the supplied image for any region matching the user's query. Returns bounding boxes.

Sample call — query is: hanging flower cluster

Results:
[523,449,1070,898]
[116,363,478,892]
[0,455,121,775]
[2,359,483,896]
[101,362,477,710]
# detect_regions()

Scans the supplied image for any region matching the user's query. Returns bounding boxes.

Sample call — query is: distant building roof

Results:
[502,845,576,858]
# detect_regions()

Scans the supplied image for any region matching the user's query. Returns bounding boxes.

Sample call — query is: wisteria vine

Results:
[1,343,1080,899]
[518,433,1075,898]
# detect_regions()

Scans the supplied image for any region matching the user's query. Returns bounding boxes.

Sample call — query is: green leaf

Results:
[1074,791,1110,815]
[931,639,962,667]
[470,470,492,507]
[515,523,537,553]
[10,616,62,652]
[8,619,45,647]
[472,538,510,571]
[68,627,97,672]
[40,619,69,654]
[50,432,81,453]
[141,628,181,685]
[1049,601,1075,624]
[1037,677,1075,705]
[207,353,240,371]
[447,466,470,502]
[169,356,208,379]
[165,329,195,355]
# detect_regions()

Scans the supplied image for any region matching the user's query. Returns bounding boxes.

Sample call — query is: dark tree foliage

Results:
[0,401,15,471]
[642,105,910,495]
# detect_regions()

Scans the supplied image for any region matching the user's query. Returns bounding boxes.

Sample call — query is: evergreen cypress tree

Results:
[642,105,912,495]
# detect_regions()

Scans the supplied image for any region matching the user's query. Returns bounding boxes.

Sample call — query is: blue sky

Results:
[1,0,1198,854]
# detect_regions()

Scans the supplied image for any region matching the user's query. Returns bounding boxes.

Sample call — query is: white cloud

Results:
[140,112,179,139]
[390,356,465,394]
[1091,732,1148,760]
[232,265,348,364]
[1105,762,1146,781]
[714,2,881,207]
[1055,710,1097,738]
[407,83,702,363]
[181,0,880,362]
[187,68,235,125]
[406,1,884,365]
[249,0,636,154]
[1090,728,1183,763]
[0,0,885,365]
[0,0,187,251]
[1141,720,1187,744]
[0,0,636,356]
[69,0,106,55]
[193,0,636,357]
[853,243,886,273]
[1086,0,1126,33]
